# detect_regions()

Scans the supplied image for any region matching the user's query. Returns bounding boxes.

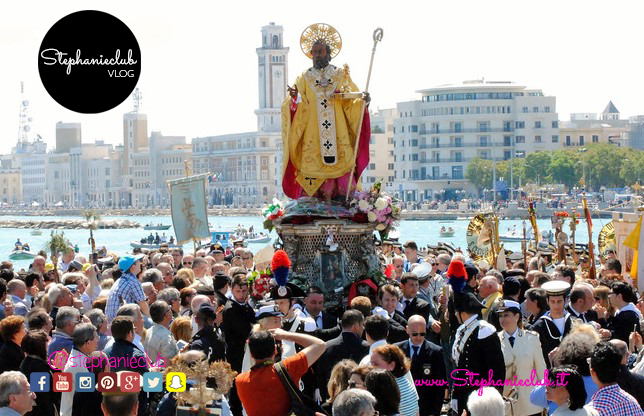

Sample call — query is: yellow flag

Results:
[632,250,638,280]
[624,215,642,249]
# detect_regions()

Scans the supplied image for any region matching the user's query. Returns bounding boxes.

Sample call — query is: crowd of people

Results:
[0,235,642,416]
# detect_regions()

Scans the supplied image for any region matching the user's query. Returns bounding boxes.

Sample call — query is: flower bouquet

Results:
[552,211,570,229]
[350,180,402,240]
[246,269,272,301]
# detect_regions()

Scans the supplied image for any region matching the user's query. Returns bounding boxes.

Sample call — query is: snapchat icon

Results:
[166,372,186,392]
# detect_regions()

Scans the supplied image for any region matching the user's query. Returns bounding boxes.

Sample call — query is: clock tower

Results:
[255,22,289,133]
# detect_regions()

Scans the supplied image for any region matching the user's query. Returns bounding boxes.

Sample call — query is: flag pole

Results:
[184,160,198,256]
[522,219,528,270]
[582,194,596,280]
[345,28,383,202]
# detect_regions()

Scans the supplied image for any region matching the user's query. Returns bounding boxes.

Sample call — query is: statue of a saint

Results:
[281,23,371,200]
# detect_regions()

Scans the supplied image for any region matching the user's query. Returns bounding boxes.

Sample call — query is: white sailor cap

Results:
[255,303,284,320]
[542,280,570,297]
[496,299,522,314]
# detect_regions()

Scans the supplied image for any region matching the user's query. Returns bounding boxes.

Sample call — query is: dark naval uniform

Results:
[451,315,505,415]
[529,311,575,367]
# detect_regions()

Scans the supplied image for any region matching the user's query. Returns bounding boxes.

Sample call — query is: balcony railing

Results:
[411,174,468,180]
[419,156,510,164]
[420,158,466,164]
[419,141,514,149]
[419,127,514,135]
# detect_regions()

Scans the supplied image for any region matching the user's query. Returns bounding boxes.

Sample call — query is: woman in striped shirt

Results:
[371,344,420,416]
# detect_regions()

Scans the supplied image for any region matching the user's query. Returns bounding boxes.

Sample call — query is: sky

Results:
[1,0,643,154]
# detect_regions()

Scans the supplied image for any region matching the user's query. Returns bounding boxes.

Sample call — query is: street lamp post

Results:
[492,159,497,203]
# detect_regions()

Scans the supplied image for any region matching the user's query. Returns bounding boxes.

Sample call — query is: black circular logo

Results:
[38,10,141,114]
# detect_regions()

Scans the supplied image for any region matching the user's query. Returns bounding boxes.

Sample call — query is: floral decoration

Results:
[247,269,272,301]
[350,180,402,239]
[262,199,285,231]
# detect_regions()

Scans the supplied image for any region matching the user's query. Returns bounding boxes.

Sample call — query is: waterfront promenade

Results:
[0,200,631,220]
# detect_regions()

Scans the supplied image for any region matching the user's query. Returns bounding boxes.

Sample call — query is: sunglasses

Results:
[183,262,192,265]
[411,332,426,337]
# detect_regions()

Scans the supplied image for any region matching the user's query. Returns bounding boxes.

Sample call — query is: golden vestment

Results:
[281,64,367,197]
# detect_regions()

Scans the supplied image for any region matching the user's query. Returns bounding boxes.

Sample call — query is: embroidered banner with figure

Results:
[168,174,210,244]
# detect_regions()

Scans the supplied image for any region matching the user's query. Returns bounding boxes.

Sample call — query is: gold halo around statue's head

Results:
[300,23,342,59]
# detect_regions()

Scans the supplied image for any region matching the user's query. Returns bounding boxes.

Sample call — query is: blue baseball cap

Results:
[118,254,144,272]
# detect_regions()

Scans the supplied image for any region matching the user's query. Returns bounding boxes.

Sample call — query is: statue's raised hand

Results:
[287,84,298,99]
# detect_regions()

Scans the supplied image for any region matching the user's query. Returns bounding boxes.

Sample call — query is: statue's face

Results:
[311,42,330,69]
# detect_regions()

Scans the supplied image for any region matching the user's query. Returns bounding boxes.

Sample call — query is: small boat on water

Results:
[143,224,172,230]
[439,226,455,237]
[130,241,183,249]
[30,230,43,236]
[246,234,271,244]
[9,248,36,260]
[499,233,525,242]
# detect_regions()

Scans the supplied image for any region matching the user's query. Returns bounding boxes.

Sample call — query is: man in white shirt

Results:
[143,300,179,364]
[192,257,213,288]
[301,286,337,330]
[6,280,29,316]
[104,304,146,352]
[57,247,75,273]
[60,323,99,416]
[190,295,212,336]
[360,314,389,366]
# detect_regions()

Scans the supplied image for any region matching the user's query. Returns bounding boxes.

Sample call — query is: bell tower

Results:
[255,22,289,133]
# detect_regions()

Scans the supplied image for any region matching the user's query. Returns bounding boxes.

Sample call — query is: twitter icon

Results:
[142,372,163,393]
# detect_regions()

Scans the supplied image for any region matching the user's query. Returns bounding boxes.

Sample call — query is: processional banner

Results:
[168,174,210,244]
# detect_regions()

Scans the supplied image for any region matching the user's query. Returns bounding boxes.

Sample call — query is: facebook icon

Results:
[30,372,50,392]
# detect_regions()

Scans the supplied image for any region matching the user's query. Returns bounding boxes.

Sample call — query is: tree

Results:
[620,151,644,186]
[465,157,494,193]
[549,150,579,189]
[524,151,552,184]
[581,144,625,189]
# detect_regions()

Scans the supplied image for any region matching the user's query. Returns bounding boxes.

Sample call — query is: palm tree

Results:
[44,231,69,284]
[82,209,101,259]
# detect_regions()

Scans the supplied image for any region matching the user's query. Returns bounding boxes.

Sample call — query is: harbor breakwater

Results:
[0,219,140,230]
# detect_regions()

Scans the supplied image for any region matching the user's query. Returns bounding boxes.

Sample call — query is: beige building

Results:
[84,151,120,208]
[44,153,71,205]
[0,168,22,204]
[559,101,629,148]
[127,131,193,208]
[362,109,395,192]
[55,122,81,154]
[71,141,120,207]
[192,133,278,205]
[119,100,148,206]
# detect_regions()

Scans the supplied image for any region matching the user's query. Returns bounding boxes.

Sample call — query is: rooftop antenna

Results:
[133,88,143,113]
[18,81,33,147]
